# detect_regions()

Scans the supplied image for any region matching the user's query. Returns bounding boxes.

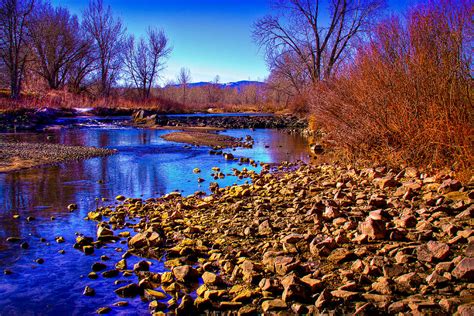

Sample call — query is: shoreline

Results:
[82,162,473,314]
[0,142,117,173]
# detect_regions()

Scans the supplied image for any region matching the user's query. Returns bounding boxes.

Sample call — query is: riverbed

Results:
[0,117,310,315]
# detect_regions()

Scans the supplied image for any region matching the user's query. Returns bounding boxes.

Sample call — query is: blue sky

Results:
[52,0,411,84]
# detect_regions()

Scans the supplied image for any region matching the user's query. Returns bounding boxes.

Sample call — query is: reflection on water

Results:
[0,126,309,315]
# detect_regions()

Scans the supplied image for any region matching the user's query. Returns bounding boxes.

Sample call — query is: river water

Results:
[0,116,310,315]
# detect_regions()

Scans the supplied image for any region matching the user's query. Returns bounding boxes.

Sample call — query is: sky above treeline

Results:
[52,0,411,83]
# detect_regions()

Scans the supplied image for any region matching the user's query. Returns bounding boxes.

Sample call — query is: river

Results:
[0,115,310,315]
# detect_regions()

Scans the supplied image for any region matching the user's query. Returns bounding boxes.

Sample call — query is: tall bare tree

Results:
[0,0,34,99]
[124,28,171,99]
[254,0,384,89]
[83,0,125,97]
[28,2,89,90]
[177,67,191,105]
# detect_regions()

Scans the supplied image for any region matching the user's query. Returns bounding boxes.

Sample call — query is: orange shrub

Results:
[311,0,473,176]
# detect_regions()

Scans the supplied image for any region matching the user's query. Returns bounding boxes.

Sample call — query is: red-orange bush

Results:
[311,0,473,175]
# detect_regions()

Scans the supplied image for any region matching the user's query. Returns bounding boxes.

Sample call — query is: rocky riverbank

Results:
[161,131,253,148]
[80,162,473,315]
[132,110,307,131]
[0,142,117,172]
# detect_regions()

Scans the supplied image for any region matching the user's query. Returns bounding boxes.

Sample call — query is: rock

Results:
[237,305,258,316]
[115,259,127,270]
[457,303,474,316]
[6,237,21,242]
[97,225,114,240]
[115,283,140,298]
[201,272,222,286]
[149,300,167,312]
[258,220,273,236]
[394,273,422,293]
[144,289,167,301]
[261,299,287,312]
[91,262,107,272]
[417,241,450,262]
[274,256,298,276]
[224,153,234,160]
[359,218,386,240]
[83,245,94,255]
[83,286,95,296]
[102,269,119,278]
[133,260,150,272]
[315,289,332,309]
[327,248,356,263]
[281,233,304,244]
[67,204,78,211]
[438,179,462,193]
[20,242,29,249]
[173,265,199,283]
[331,290,359,300]
[116,195,126,201]
[176,294,196,315]
[96,307,111,314]
[452,258,474,281]
[128,232,147,249]
[372,277,392,295]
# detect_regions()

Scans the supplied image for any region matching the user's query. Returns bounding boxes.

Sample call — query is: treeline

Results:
[0,0,172,101]
[254,0,472,174]
[0,0,287,112]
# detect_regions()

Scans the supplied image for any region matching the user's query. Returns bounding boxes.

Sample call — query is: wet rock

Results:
[176,294,196,315]
[67,204,78,211]
[6,237,21,242]
[133,260,150,272]
[144,289,167,301]
[115,259,127,270]
[35,258,44,264]
[102,269,119,278]
[20,242,29,249]
[172,265,199,283]
[92,262,107,272]
[97,225,114,241]
[96,306,111,314]
[115,283,140,298]
[83,286,95,296]
[83,245,94,255]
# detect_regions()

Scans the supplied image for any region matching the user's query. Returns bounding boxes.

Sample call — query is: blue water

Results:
[0,122,309,315]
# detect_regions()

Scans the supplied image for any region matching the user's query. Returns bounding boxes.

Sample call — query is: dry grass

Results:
[310,0,473,179]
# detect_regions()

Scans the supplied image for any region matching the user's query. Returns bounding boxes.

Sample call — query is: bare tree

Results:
[124,28,171,99]
[83,0,125,97]
[0,0,34,99]
[28,2,89,90]
[254,0,384,89]
[177,67,191,105]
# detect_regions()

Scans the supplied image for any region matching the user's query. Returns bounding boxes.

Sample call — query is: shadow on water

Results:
[0,124,309,315]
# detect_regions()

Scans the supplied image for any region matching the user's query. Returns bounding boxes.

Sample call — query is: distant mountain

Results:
[169,80,265,91]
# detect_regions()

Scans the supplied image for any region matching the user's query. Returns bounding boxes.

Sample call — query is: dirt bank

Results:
[0,142,117,173]
[79,162,473,315]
